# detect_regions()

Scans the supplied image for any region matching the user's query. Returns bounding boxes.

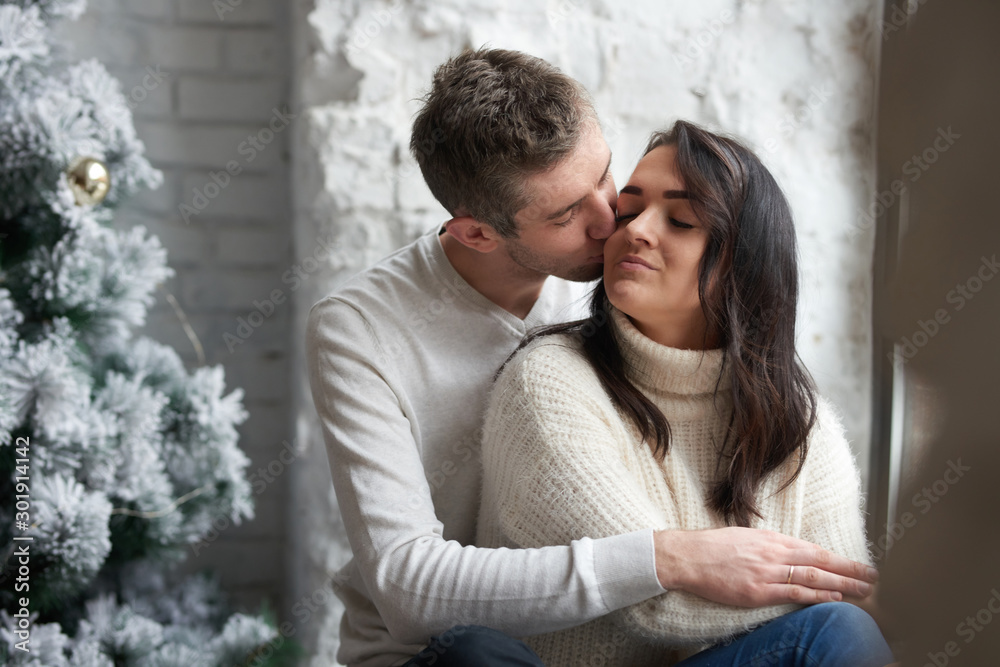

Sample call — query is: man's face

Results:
[500,121,617,282]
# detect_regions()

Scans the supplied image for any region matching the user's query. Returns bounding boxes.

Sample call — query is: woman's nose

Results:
[624,210,657,247]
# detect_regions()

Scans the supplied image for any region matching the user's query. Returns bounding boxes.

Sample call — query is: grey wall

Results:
[60,0,296,618]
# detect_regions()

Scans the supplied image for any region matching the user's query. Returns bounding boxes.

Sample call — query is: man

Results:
[306,48,879,667]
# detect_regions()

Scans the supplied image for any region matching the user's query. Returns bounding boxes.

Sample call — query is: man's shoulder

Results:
[337,233,434,297]
[309,232,440,317]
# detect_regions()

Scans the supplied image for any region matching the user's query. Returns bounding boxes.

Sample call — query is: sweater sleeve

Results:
[305,297,663,646]
[797,398,873,566]
[479,341,796,647]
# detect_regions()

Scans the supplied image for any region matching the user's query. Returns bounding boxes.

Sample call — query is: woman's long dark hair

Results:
[517,120,818,527]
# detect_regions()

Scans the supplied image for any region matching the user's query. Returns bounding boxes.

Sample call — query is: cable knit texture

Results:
[477,307,872,667]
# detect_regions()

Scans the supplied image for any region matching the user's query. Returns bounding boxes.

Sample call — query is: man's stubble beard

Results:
[504,237,603,283]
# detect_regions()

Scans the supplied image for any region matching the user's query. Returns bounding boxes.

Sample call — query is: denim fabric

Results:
[676,602,895,667]
[402,625,544,667]
[402,602,892,666]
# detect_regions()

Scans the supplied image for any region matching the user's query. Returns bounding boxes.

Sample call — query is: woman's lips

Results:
[617,254,657,270]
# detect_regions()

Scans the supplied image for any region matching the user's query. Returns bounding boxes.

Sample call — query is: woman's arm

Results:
[797,398,873,567]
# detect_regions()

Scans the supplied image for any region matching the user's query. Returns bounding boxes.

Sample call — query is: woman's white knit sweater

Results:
[477,308,872,667]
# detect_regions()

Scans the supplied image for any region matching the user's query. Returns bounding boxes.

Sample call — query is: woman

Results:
[476,121,894,665]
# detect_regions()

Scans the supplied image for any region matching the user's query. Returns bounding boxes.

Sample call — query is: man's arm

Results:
[305,296,663,645]
[653,527,875,606]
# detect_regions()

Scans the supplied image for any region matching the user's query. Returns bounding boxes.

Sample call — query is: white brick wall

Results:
[58,0,295,620]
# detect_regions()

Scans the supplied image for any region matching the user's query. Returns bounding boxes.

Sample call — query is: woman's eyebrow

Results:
[619,185,689,199]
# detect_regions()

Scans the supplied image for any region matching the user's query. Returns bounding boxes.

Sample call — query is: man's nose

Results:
[587,190,618,240]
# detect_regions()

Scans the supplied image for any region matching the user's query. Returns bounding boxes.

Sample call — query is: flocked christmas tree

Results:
[0,1,295,665]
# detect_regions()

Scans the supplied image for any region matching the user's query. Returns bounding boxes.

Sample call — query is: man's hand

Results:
[653,527,878,607]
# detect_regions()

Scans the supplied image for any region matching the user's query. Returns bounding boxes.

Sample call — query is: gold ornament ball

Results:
[67,157,111,206]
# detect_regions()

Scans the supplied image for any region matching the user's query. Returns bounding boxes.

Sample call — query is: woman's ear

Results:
[443,216,501,253]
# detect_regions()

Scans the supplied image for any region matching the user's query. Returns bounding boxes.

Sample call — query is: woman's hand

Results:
[653,527,878,607]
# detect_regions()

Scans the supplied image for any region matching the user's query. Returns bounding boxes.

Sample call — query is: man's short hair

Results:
[410,48,596,238]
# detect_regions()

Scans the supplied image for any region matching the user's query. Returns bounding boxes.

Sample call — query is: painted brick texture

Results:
[59,0,295,620]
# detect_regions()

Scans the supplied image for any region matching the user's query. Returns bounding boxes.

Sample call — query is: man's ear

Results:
[443,216,502,253]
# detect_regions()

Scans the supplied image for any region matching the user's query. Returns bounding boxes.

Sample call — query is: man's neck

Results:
[439,232,547,320]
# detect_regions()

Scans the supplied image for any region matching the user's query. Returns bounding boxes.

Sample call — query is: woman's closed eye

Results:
[614,212,694,230]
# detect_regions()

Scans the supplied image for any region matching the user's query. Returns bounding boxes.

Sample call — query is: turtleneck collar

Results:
[610,305,729,397]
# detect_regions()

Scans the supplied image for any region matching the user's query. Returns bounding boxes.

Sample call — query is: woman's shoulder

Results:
[484,331,631,457]
[803,394,858,473]
[812,395,849,443]
[503,331,589,374]
[494,331,604,397]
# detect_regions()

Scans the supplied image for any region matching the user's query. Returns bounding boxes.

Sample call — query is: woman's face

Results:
[604,144,712,346]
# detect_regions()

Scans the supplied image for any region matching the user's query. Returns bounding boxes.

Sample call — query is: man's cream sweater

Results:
[477,308,872,666]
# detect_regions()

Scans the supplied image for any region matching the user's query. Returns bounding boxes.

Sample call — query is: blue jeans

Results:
[401,625,544,666]
[677,602,895,667]
[402,602,892,666]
